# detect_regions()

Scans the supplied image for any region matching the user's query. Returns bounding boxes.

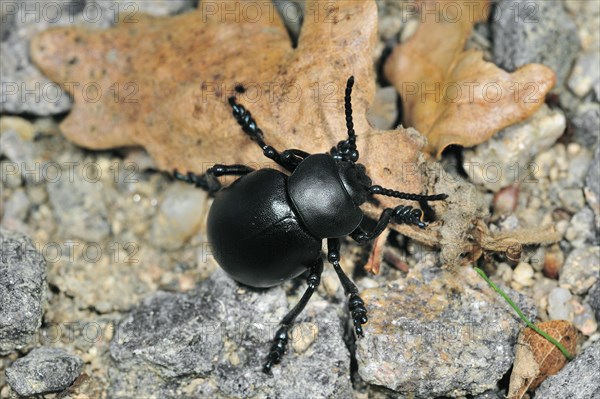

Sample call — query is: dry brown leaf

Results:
[507,320,577,399]
[384,0,556,158]
[30,0,445,225]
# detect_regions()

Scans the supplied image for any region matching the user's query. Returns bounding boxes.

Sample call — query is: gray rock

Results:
[587,282,600,323]
[0,131,38,183]
[356,261,537,398]
[585,145,600,230]
[534,340,600,399]
[109,269,352,398]
[46,164,110,242]
[1,0,194,116]
[568,51,600,99]
[559,246,600,295]
[149,183,208,250]
[565,207,596,248]
[5,347,83,396]
[571,103,600,149]
[0,228,46,355]
[547,287,573,321]
[492,0,579,89]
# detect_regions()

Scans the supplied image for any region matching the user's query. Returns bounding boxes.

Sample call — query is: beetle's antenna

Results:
[344,76,357,151]
[331,76,359,163]
[369,185,448,201]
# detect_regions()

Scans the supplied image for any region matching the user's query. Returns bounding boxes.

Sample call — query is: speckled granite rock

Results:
[0,228,46,355]
[109,269,352,398]
[492,0,579,89]
[534,340,600,399]
[356,260,537,398]
[5,347,83,396]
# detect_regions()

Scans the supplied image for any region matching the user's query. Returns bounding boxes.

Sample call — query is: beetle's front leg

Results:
[327,238,368,337]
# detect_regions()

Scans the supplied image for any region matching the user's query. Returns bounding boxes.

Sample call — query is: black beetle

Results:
[174,77,447,373]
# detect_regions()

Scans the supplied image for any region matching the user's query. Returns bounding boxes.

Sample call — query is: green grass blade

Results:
[474,267,574,360]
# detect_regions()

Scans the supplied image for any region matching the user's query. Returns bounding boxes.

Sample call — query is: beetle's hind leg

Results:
[228,97,304,172]
[172,164,253,193]
[327,238,368,338]
[263,258,324,374]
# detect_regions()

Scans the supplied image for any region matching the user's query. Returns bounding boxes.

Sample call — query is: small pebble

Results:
[547,287,573,320]
[290,322,318,354]
[512,262,535,287]
[543,245,564,280]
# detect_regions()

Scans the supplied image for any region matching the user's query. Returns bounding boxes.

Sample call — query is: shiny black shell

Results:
[288,154,363,238]
[207,169,321,288]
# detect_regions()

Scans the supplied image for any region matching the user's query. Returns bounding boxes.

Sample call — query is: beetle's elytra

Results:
[174,77,447,374]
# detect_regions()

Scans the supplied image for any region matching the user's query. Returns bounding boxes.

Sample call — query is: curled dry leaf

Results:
[31,0,443,225]
[507,320,577,399]
[384,0,556,158]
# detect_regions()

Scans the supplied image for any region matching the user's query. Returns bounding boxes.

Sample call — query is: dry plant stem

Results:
[474,267,574,361]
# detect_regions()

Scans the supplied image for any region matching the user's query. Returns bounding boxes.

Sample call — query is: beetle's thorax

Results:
[287,154,369,239]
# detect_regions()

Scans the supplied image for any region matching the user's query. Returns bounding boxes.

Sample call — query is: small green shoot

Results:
[474,267,574,361]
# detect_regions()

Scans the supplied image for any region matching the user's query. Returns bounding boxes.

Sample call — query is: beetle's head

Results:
[337,161,372,206]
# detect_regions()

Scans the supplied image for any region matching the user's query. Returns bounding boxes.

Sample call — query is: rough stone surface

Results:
[109,269,353,398]
[46,164,110,242]
[1,0,194,115]
[571,103,600,149]
[356,260,537,398]
[492,0,579,89]
[535,340,600,399]
[0,228,46,355]
[149,183,208,250]
[587,282,600,323]
[463,104,565,191]
[585,144,600,230]
[559,246,600,295]
[565,207,597,248]
[5,347,83,396]
[568,51,600,98]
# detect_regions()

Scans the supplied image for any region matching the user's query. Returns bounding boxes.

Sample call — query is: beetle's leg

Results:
[331,76,359,163]
[327,238,368,338]
[263,258,324,374]
[228,97,298,172]
[350,205,426,245]
[172,164,253,193]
